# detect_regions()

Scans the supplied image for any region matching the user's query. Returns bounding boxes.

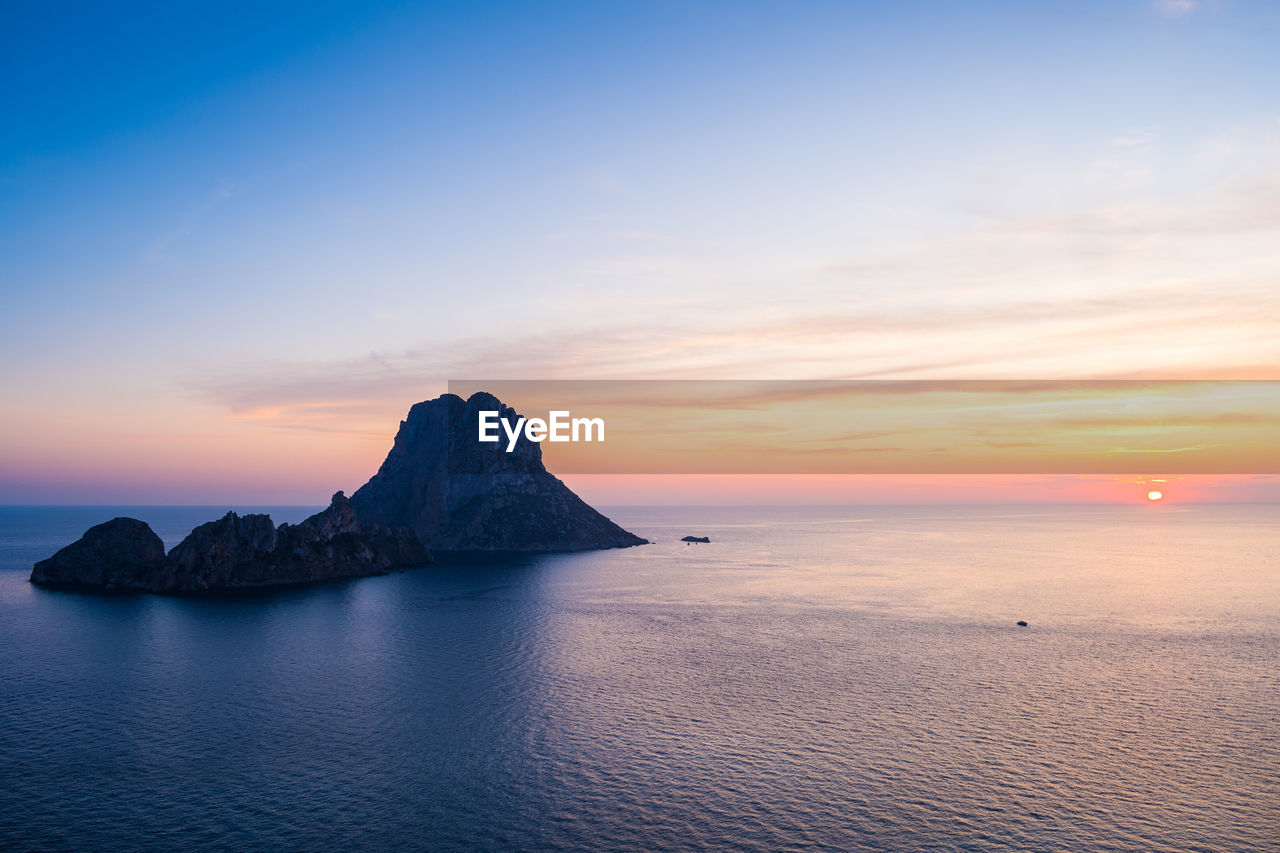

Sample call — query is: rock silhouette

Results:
[161,491,429,592]
[350,392,646,552]
[31,392,645,593]
[31,517,166,589]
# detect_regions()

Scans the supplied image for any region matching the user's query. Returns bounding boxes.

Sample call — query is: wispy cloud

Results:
[581,165,625,193]
[1153,0,1198,18]
[1109,130,1155,148]
[187,123,1280,433]
[141,180,237,266]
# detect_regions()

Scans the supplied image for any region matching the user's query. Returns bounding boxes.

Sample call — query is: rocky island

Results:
[351,391,644,552]
[31,392,646,593]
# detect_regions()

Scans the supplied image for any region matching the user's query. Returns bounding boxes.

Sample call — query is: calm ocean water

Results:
[0,503,1276,852]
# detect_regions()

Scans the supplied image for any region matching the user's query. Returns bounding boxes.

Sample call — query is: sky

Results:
[2,0,1278,504]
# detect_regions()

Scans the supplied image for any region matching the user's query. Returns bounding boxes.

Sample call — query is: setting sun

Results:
[1147,490,1164,501]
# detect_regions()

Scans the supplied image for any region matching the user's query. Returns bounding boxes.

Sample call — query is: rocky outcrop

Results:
[31,518,167,589]
[32,492,429,593]
[160,491,429,592]
[31,391,645,593]
[681,536,710,543]
[350,392,647,552]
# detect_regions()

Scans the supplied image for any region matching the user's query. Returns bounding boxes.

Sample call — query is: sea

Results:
[0,504,1276,852]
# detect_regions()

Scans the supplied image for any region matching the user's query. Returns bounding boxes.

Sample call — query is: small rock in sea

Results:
[681,536,711,543]
[1016,620,1028,627]
[30,517,166,588]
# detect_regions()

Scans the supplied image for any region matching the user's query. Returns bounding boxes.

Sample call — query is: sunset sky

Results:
[2,1,1278,504]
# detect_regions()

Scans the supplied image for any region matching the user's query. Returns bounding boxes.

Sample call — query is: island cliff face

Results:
[30,392,644,593]
[351,392,646,552]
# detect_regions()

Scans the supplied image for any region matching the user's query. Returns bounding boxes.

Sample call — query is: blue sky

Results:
[2,0,1278,501]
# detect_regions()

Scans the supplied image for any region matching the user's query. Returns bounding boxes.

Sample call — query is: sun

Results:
[1147,490,1164,502]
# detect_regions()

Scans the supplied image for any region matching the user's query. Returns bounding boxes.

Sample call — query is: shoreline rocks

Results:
[33,492,429,593]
